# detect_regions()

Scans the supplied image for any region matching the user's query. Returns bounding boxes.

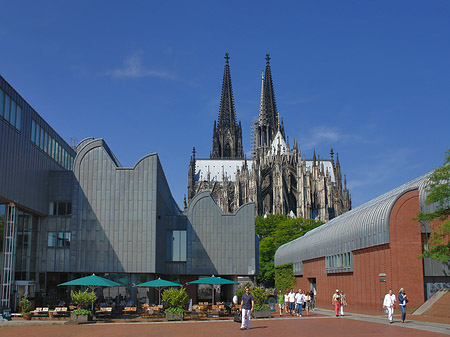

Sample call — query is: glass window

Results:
[10,100,16,127]
[39,126,44,150]
[4,95,10,122]
[57,202,66,216]
[44,131,49,153]
[31,120,36,143]
[16,105,21,130]
[48,232,58,246]
[52,138,56,159]
[67,202,72,215]
[48,231,71,247]
[0,90,4,118]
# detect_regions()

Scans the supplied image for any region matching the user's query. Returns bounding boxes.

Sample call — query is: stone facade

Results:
[187,54,351,221]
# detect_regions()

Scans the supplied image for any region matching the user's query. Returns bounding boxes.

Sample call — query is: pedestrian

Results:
[310,290,316,311]
[304,291,311,316]
[295,289,304,317]
[284,289,289,314]
[398,288,408,323]
[277,290,284,316]
[288,289,296,315]
[240,287,254,330]
[332,289,341,317]
[383,289,396,324]
[339,290,347,316]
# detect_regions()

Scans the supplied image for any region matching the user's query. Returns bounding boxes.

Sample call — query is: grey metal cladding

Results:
[71,138,160,273]
[185,191,256,276]
[275,173,431,266]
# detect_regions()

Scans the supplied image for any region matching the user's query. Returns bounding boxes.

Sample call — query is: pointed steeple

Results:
[262,53,279,135]
[217,52,237,130]
[255,54,282,152]
[211,53,244,159]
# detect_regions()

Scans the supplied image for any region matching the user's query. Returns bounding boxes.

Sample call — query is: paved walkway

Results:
[1,308,449,337]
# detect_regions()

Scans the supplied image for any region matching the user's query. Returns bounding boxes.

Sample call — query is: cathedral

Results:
[187,54,351,221]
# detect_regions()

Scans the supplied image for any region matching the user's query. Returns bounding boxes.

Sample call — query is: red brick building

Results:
[275,173,450,311]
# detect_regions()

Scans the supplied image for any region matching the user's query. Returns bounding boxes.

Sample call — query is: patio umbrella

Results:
[59,274,121,290]
[58,274,121,310]
[189,275,238,305]
[136,278,182,305]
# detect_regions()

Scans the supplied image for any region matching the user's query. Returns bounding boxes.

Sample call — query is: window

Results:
[4,94,10,122]
[48,232,71,247]
[166,230,186,262]
[0,89,22,131]
[30,118,74,169]
[0,90,4,118]
[49,201,72,216]
[326,252,353,273]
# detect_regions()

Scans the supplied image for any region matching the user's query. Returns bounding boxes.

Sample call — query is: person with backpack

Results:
[398,288,409,323]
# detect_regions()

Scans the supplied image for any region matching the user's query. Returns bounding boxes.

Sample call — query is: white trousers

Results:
[340,305,344,316]
[241,308,251,329]
[387,306,394,322]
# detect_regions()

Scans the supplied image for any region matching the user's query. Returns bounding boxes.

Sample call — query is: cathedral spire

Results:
[255,54,282,152]
[259,53,279,132]
[217,52,237,130]
[211,53,243,159]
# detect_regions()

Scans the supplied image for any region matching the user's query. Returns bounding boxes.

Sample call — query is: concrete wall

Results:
[185,191,256,276]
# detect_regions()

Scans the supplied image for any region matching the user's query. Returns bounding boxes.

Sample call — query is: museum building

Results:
[275,173,450,311]
[0,74,257,311]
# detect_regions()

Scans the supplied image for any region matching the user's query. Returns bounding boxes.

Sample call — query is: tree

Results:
[415,149,450,262]
[256,214,323,287]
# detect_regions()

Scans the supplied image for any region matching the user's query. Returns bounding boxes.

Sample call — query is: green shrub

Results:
[19,293,32,314]
[70,289,96,310]
[254,304,270,311]
[165,307,187,315]
[72,308,93,315]
[162,287,189,310]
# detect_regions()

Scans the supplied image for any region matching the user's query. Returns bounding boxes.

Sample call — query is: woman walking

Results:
[304,291,311,316]
[383,289,396,323]
[398,288,408,323]
[339,290,347,316]
[332,289,341,317]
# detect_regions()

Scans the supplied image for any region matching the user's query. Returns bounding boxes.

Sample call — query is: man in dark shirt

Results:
[240,287,254,330]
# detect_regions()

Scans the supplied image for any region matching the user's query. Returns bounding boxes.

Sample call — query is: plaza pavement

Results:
[1,307,449,337]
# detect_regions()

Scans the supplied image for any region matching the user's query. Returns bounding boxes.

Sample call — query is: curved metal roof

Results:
[274,172,431,266]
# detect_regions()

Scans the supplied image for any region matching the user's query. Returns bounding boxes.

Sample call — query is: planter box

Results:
[165,312,184,321]
[22,313,33,320]
[70,312,93,322]
[252,310,271,319]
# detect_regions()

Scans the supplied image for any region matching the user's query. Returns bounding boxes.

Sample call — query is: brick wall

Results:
[293,189,425,311]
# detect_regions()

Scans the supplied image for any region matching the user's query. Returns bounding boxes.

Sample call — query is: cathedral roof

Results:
[194,159,253,182]
[194,157,336,183]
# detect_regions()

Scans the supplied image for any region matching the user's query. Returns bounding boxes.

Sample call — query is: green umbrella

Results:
[189,275,238,305]
[136,278,182,305]
[58,274,121,289]
[58,274,121,311]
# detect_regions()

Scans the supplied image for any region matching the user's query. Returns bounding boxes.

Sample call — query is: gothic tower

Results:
[211,53,244,159]
[253,54,285,154]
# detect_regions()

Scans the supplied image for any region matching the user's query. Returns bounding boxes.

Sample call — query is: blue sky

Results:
[1,0,449,210]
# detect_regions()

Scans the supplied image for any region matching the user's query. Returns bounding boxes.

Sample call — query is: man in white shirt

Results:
[288,289,296,315]
[383,289,396,323]
[295,289,305,317]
